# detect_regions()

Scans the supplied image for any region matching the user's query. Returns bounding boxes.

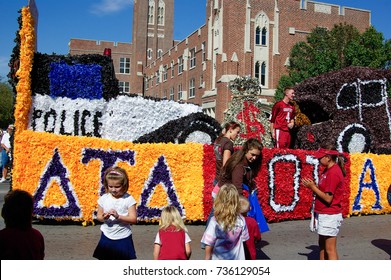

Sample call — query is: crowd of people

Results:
[0,106,346,260]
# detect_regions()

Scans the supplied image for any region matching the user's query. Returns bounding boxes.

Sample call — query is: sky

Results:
[1,0,390,80]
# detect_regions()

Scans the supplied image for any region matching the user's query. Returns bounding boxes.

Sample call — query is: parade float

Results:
[9,4,391,225]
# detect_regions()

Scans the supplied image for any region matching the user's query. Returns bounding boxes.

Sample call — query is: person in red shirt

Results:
[239,196,261,260]
[270,87,295,148]
[301,144,346,260]
[153,205,191,260]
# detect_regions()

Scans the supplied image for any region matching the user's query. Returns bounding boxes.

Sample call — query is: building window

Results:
[147,48,153,60]
[169,87,174,100]
[190,48,196,68]
[145,78,149,91]
[171,61,174,77]
[163,89,167,99]
[199,74,204,87]
[156,71,160,85]
[178,83,183,100]
[148,1,155,25]
[163,65,167,81]
[261,27,267,45]
[202,42,206,62]
[119,57,130,74]
[157,49,163,58]
[255,27,261,45]
[189,78,195,98]
[178,56,183,74]
[255,61,266,86]
[255,61,260,79]
[157,5,165,25]
[119,81,130,93]
[261,62,266,86]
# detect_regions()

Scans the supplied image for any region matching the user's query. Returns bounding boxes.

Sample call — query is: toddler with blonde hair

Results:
[239,195,261,260]
[153,205,191,260]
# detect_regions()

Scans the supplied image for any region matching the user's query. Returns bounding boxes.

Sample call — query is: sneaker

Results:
[0,178,6,183]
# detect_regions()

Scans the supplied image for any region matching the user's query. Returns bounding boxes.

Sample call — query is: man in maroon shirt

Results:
[270,87,295,148]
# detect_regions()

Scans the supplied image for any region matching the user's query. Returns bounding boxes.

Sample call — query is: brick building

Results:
[69,0,370,122]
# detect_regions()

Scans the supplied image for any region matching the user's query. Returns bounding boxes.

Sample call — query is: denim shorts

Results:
[316,213,343,237]
[1,150,9,167]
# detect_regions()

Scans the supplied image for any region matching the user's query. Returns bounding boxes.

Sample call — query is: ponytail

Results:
[336,154,346,177]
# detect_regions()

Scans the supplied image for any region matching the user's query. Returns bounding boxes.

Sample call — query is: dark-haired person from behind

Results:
[0,190,45,259]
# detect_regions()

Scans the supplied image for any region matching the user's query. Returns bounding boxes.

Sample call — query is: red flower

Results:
[307,132,315,143]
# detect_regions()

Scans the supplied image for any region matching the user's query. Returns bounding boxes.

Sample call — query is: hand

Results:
[301,178,316,190]
[108,209,119,219]
[103,212,111,220]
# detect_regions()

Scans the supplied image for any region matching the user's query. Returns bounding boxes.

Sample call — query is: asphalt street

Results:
[0,181,390,260]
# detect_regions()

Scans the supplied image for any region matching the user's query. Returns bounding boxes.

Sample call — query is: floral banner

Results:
[254,148,351,222]
[12,130,205,224]
[12,131,391,224]
[349,153,391,215]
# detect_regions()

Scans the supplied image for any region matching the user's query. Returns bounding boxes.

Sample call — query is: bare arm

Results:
[96,205,109,222]
[1,143,9,153]
[222,150,232,167]
[119,204,137,224]
[153,243,161,260]
[185,242,192,260]
[204,245,213,260]
[301,178,333,205]
[270,123,275,139]
[270,104,277,139]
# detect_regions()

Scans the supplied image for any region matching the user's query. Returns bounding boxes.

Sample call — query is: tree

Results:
[275,24,390,100]
[345,27,391,68]
[386,39,391,70]
[329,23,361,69]
[0,81,14,129]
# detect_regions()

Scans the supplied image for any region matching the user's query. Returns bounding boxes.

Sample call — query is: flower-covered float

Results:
[9,4,391,225]
[294,66,391,154]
